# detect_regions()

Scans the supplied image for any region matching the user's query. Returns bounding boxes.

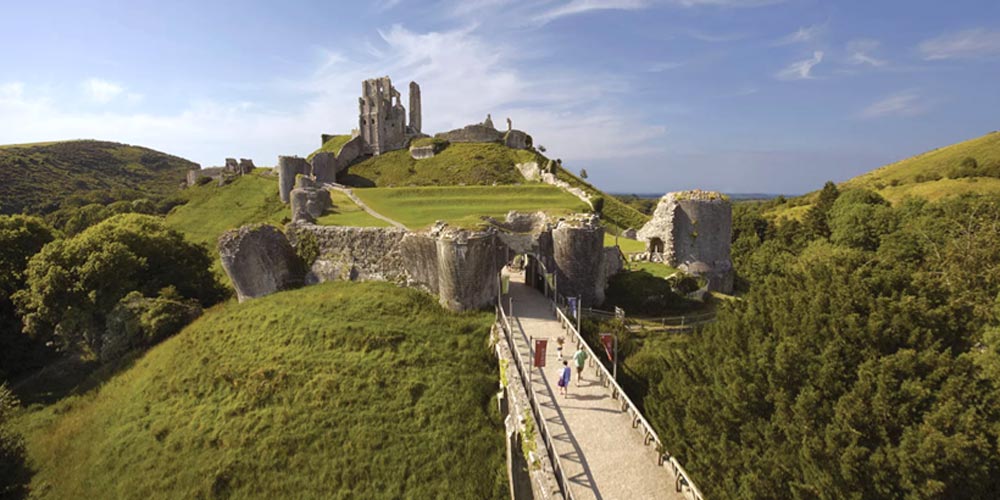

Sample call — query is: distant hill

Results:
[0,140,197,214]
[14,281,506,499]
[843,131,1000,203]
[769,131,1000,220]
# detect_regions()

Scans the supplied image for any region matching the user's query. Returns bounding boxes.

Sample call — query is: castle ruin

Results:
[357,76,422,156]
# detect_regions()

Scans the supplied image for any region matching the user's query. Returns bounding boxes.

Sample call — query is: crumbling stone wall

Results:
[277,156,311,203]
[218,225,305,302]
[436,124,504,143]
[503,130,532,150]
[282,223,504,311]
[289,177,332,224]
[637,190,733,293]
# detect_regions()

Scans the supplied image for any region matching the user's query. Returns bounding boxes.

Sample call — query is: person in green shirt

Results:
[572,347,588,386]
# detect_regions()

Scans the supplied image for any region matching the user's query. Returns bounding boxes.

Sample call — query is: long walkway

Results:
[505,271,685,500]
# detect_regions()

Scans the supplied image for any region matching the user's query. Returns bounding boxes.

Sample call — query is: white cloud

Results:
[534,0,648,25]
[846,39,887,67]
[0,82,25,100]
[773,24,825,46]
[83,78,124,104]
[860,91,927,119]
[775,51,824,80]
[0,24,666,169]
[530,0,783,24]
[919,28,1000,60]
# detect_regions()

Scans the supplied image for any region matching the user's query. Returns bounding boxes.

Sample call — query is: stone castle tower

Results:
[358,76,421,155]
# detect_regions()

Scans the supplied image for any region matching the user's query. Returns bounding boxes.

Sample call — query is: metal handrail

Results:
[552,305,705,500]
[498,304,576,500]
[527,256,705,499]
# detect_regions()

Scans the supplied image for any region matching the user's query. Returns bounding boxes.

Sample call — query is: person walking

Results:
[557,361,572,397]
[573,347,588,386]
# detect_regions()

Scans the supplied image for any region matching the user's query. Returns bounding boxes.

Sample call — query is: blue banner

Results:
[568,297,578,319]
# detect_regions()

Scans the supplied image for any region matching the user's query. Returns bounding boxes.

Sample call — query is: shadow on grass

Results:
[11,351,142,407]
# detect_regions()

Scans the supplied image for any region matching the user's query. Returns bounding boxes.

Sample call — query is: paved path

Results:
[324,183,408,230]
[505,271,685,500]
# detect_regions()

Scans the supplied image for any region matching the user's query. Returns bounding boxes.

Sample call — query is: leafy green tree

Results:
[804,181,840,239]
[0,215,55,382]
[580,168,588,179]
[828,189,896,251]
[13,214,226,355]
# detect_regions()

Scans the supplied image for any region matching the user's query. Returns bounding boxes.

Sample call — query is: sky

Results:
[1,0,999,195]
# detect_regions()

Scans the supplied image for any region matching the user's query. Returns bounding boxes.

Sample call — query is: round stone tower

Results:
[552,215,606,306]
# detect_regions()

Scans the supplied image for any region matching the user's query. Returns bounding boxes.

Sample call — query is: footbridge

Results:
[497,269,704,500]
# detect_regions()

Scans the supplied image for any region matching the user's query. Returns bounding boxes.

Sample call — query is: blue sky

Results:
[1,0,999,194]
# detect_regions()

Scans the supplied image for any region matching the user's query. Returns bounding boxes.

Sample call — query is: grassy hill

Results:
[308,134,353,161]
[0,140,196,214]
[342,142,537,187]
[15,281,506,499]
[353,185,589,230]
[165,171,387,250]
[769,131,1000,220]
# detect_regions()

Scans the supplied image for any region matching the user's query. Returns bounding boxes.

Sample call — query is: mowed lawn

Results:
[352,184,590,230]
[316,190,391,228]
[15,281,506,499]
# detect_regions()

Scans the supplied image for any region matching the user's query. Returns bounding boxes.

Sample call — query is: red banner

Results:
[600,334,614,361]
[533,339,548,368]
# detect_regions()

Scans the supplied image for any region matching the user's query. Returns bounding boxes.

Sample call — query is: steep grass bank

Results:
[16,281,506,499]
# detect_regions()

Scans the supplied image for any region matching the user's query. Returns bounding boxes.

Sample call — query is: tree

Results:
[591,196,605,215]
[804,181,840,239]
[537,145,546,153]
[828,189,895,251]
[580,169,588,179]
[0,215,55,382]
[13,214,226,355]
[630,194,1000,498]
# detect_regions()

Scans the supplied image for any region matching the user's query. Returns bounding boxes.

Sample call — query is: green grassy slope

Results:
[843,131,1000,201]
[768,131,1000,219]
[353,185,589,230]
[342,142,537,187]
[308,134,353,161]
[553,166,651,231]
[315,190,391,227]
[0,140,197,215]
[166,172,387,251]
[165,171,289,250]
[15,281,506,499]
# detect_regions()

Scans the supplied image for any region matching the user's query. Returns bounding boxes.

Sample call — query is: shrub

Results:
[100,288,202,362]
[13,214,226,355]
[0,384,31,500]
[603,270,690,316]
[592,195,605,215]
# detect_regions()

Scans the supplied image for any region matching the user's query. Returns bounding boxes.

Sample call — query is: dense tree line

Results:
[635,189,1000,498]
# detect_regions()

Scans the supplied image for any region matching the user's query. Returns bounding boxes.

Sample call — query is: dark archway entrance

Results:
[648,237,665,254]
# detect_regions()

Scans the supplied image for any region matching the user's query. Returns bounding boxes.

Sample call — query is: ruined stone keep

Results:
[358,76,421,156]
[637,190,734,293]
